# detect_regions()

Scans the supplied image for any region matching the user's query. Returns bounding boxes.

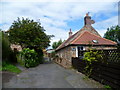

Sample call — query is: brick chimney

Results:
[69,28,72,37]
[84,12,95,26]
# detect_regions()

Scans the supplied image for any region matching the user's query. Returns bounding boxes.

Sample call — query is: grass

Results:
[104,85,112,89]
[69,66,78,71]
[82,76,89,80]
[1,61,21,74]
[0,65,2,71]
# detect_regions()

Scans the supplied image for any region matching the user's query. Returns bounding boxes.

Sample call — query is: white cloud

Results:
[43,25,68,48]
[40,17,67,28]
[1,0,119,2]
[0,0,118,47]
[97,29,108,37]
[93,16,118,36]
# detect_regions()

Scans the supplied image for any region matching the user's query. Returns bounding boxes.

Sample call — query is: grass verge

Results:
[0,61,21,74]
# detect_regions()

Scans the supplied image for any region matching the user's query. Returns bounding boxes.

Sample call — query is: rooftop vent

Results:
[92,40,98,43]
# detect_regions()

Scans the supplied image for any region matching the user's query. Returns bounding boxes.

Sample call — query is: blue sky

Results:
[0,0,119,48]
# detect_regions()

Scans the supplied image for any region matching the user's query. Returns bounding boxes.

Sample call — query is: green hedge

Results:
[17,48,43,68]
[2,31,11,60]
[1,31,17,63]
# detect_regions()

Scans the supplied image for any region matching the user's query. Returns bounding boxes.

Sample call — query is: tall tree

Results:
[8,18,53,50]
[104,25,120,43]
[52,39,63,49]
[52,42,57,49]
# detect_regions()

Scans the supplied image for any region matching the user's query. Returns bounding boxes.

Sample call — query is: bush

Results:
[84,50,103,63]
[1,31,17,63]
[18,48,42,68]
[2,31,11,60]
[83,49,103,77]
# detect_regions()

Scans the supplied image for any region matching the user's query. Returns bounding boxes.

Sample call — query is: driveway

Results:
[2,62,104,88]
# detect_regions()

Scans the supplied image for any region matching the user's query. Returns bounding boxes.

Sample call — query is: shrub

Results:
[84,50,103,63]
[83,49,103,77]
[18,48,42,68]
[104,85,112,89]
[1,31,17,63]
[2,31,11,60]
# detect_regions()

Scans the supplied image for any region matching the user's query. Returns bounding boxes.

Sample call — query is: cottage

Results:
[55,13,117,68]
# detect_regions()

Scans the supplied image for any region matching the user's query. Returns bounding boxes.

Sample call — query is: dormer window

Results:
[92,40,98,43]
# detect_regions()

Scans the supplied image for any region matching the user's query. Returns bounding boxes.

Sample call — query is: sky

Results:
[0,0,119,49]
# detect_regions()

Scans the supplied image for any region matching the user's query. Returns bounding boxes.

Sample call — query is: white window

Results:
[92,40,98,43]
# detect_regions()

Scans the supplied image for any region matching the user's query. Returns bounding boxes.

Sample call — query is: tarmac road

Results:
[2,62,104,88]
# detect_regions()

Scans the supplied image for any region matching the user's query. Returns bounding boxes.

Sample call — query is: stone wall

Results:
[55,45,116,68]
[55,46,77,68]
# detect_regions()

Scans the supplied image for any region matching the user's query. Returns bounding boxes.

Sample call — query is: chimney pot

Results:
[69,28,72,37]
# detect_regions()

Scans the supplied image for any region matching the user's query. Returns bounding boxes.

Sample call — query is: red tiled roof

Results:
[71,31,117,45]
[56,31,78,50]
[56,27,117,51]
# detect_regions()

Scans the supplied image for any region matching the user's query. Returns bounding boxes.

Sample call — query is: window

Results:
[78,46,84,50]
[78,46,85,58]
[72,48,76,51]
[92,40,98,43]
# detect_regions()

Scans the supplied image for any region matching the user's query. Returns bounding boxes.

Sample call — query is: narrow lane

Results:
[3,62,104,88]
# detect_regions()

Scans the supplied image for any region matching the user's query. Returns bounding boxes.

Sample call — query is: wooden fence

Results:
[72,49,120,88]
[78,49,120,63]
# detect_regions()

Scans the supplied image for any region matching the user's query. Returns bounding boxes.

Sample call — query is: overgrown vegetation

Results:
[0,30,21,73]
[83,49,103,77]
[1,61,21,74]
[17,48,42,68]
[1,31,17,63]
[1,17,53,73]
[2,31,11,60]
[7,18,53,67]
[104,85,112,89]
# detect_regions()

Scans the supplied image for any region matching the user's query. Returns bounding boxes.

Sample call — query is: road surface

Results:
[2,62,104,88]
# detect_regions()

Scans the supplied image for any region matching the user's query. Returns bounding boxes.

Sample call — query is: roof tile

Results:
[56,27,117,51]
